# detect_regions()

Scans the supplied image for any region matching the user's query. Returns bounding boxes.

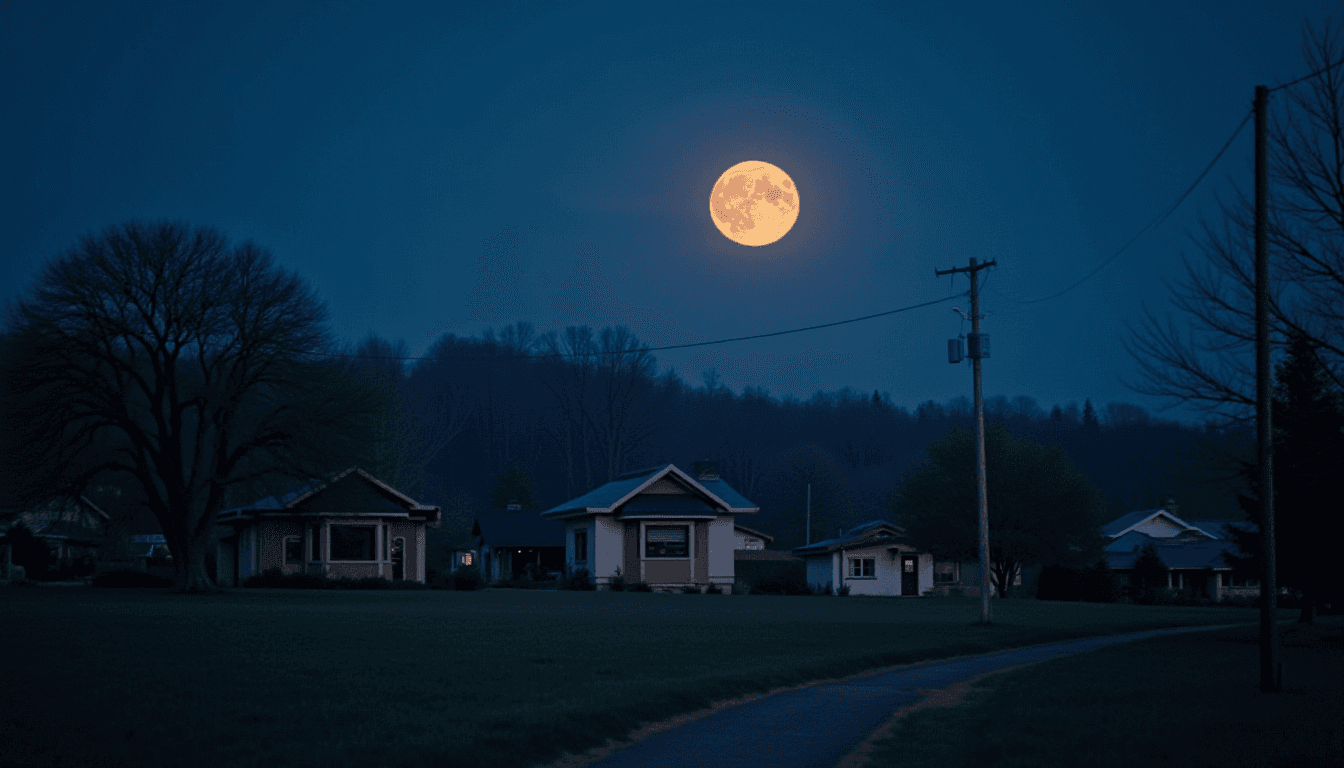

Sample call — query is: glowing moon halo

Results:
[709,161,799,247]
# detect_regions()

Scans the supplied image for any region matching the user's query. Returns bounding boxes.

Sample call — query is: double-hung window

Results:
[645,525,688,558]
[934,561,958,583]
[329,525,375,561]
[848,558,875,578]
[283,537,303,565]
[573,530,587,563]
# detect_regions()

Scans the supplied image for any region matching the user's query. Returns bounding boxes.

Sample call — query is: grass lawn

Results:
[0,588,1293,768]
[863,617,1343,768]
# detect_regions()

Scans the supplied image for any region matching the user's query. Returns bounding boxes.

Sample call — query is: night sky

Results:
[2,1,1334,418]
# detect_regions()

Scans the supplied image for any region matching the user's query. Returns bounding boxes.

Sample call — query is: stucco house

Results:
[214,468,440,586]
[540,462,757,592]
[792,521,933,596]
[1102,506,1260,601]
[472,509,566,582]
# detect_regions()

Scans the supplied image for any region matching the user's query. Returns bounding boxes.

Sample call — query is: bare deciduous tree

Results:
[1,221,378,592]
[1126,21,1343,417]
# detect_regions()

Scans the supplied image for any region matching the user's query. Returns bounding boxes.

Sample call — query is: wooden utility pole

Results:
[1253,84,1280,693]
[936,257,997,624]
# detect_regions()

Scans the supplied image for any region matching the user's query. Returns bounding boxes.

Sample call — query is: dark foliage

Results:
[489,465,541,510]
[562,567,594,591]
[607,567,627,591]
[1,524,53,579]
[241,567,428,590]
[1037,560,1122,603]
[705,582,723,594]
[735,559,810,595]
[447,564,484,591]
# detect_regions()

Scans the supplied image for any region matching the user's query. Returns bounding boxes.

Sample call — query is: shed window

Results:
[645,525,688,558]
[934,562,959,583]
[284,537,302,565]
[330,525,375,561]
[573,530,587,562]
[849,558,875,578]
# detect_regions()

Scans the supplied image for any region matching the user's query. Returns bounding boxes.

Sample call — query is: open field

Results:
[862,617,1344,768]
[0,588,1295,768]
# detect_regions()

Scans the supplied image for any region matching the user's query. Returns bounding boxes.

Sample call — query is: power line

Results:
[319,293,967,362]
[1014,108,1253,305]
[1268,55,1343,93]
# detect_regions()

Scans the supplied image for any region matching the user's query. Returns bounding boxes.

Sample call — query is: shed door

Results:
[901,556,918,596]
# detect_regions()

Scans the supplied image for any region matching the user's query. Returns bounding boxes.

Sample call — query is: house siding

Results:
[594,516,624,584]
[623,521,640,582]
[709,516,735,583]
[693,521,709,583]
[806,556,833,593]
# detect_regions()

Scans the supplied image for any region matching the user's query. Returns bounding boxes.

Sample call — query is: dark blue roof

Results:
[473,511,565,547]
[1102,509,1165,537]
[1105,534,1242,570]
[792,520,902,556]
[542,464,757,517]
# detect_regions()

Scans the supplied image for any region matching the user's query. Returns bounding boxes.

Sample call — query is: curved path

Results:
[584,621,1263,768]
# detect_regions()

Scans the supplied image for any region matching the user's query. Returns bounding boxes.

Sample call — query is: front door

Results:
[391,537,405,580]
[901,556,918,596]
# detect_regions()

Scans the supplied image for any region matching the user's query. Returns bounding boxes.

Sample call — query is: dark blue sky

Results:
[2,1,1334,418]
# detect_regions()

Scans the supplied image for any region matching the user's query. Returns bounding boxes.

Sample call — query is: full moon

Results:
[709,161,799,247]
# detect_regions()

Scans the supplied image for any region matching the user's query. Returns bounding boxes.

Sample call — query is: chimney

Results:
[1163,498,1178,517]
[694,460,718,481]
[506,499,522,511]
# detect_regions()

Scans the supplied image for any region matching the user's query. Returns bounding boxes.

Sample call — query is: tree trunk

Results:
[172,523,220,594]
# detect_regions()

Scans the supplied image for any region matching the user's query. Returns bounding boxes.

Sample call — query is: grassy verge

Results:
[863,617,1343,768]
[0,589,1292,768]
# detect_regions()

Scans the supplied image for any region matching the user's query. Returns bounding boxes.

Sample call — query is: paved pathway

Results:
[590,622,1261,768]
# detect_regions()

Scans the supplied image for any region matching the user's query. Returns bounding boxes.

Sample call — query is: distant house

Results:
[1,496,110,567]
[472,509,566,582]
[541,462,757,592]
[734,524,773,551]
[792,521,933,596]
[1102,505,1260,600]
[214,468,440,586]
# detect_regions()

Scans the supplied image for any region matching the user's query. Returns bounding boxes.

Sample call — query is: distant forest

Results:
[347,323,1251,551]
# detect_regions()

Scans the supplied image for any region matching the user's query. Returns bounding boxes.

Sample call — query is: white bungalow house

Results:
[734,523,773,551]
[214,468,440,586]
[791,520,933,596]
[540,462,757,592]
[1102,504,1260,601]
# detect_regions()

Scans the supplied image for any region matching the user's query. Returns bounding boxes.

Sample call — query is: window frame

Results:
[933,561,959,584]
[848,557,876,578]
[643,524,690,560]
[572,529,587,563]
[283,536,303,565]
[328,523,378,562]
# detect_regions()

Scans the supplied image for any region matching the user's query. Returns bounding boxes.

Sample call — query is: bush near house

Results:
[1037,561,1123,603]
[562,567,594,590]
[242,567,428,590]
[735,558,809,595]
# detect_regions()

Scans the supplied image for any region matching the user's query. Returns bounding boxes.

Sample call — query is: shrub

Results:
[626,581,652,592]
[2,524,53,580]
[562,568,593,591]
[449,564,484,591]
[732,579,751,595]
[680,584,701,594]
[608,568,626,592]
[705,583,723,594]
[92,569,173,588]
[836,583,851,596]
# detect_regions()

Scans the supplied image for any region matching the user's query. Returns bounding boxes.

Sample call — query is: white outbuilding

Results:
[791,520,933,596]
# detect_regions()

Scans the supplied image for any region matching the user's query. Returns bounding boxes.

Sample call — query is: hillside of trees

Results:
[345,322,1251,551]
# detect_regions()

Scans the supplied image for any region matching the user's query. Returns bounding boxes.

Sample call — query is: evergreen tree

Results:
[490,464,540,510]
[1226,334,1344,622]
[1081,399,1100,432]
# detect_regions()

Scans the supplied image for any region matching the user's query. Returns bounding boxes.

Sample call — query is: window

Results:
[284,537,303,565]
[849,558,875,578]
[573,530,587,562]
[645,525,688,558]
[329,525,375,561]
[460,552,473,567]
[311,527,321,561]
[934,561,959,584]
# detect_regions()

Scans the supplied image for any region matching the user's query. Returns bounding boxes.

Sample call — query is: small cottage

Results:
[473,509,566,582]
[541,462,757,592]
[214,468,440,586]
[792,521,933,596]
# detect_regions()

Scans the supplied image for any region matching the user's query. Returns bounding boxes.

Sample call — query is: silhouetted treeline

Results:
[349,323,1250,550]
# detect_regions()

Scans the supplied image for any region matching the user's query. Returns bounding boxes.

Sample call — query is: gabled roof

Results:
[218,468,439,523]
[473,511,565,548]
[1105,535,1242,571]
[1184,519,1256,539]
[1103,508,1199,538]
[791,520,905,556]
[541,464,758,519]
[733,523,774,543]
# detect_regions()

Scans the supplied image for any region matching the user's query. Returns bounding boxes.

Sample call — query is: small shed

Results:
[791,520,933,596]
[473,511,566,582]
